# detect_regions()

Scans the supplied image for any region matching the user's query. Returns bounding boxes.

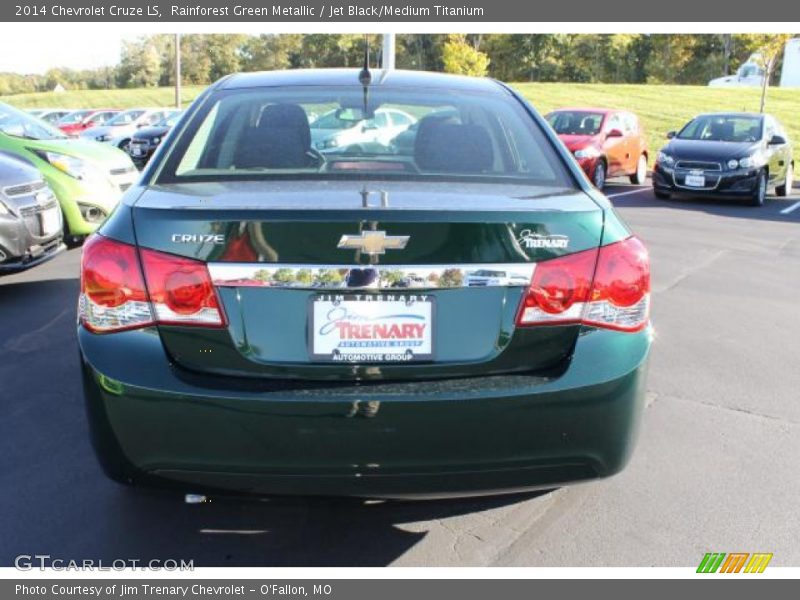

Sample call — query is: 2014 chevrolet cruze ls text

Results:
[77,69,652,499]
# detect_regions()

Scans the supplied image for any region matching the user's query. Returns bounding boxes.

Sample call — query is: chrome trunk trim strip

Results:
[208,263,536,290]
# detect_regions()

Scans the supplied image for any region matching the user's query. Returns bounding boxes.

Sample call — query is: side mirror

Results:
[666,131,676,139]
[768,135,786,146]
[606,128,624,138]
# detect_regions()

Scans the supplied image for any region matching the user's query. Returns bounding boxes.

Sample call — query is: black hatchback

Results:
[653,112,794,206]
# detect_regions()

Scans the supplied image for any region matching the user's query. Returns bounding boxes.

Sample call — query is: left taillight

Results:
[80,235,225,333]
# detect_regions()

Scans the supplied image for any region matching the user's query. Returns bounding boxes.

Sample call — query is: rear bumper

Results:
[653,164,760,198]
[78,325,651,498]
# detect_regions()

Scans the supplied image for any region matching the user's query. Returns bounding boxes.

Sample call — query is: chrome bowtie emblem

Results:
[337,230,409,255]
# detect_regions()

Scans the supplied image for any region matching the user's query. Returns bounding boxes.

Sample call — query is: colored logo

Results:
[697,552,773,573]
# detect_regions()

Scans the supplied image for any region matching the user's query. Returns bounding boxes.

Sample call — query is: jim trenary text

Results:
[16,584,333,598]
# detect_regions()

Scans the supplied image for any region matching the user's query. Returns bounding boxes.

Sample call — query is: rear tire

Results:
[776,163,793,197]
[592,160,606,189]
[750,170,767,207]
[630,154,648,184]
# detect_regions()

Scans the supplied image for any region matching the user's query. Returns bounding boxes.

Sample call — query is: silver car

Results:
[0,152,65,272]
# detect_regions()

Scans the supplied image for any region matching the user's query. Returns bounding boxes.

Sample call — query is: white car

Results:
[310,108,416,153]
[466,269,531,287]
[80,108,178,152]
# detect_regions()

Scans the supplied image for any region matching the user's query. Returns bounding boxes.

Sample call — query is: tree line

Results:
[0,33,794,96]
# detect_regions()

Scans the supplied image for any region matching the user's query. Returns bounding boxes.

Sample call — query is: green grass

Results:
[513,83,799,161]
[2,82,798,159]
[0,86,208,110]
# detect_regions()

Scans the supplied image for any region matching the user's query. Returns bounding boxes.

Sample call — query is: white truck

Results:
[709,39,800,88]
[779,38,800,87]
[708,54,765,87]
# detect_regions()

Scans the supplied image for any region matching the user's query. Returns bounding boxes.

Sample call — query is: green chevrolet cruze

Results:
[0,102,138,243]
[77,69,652,499]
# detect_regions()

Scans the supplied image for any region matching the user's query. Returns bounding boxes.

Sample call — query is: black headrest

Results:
[257,103,311,149]
[414,118,493,173]
[710,121,734,140]
[235,103,312,169]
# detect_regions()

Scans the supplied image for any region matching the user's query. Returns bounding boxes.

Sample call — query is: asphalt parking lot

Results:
[1,179,799,567]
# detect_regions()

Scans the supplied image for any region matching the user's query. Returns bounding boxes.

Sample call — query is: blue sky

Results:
[0,31,137,74]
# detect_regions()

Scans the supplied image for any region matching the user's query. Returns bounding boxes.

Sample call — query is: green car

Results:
[0,102,138,243]
[77,69,651,499]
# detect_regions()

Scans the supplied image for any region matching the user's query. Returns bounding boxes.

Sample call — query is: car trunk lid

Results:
[132,180,605,381]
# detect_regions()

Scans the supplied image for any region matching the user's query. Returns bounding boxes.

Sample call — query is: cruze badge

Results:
[171,233,225,244]
[517,230,569,249]
[337,231,409,255]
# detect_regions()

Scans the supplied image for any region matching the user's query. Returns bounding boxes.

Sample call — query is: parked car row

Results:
[545,106,793,206]
[0,102,140,272]
[4,91,794,277]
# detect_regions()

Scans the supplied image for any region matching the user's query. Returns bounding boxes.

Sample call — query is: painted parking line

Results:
[779,200,800,215]
[606,187,651,199]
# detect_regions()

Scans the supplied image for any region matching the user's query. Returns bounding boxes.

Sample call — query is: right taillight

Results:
[517,236,650,332]
[140,248,226,327]
[80,234,226,333]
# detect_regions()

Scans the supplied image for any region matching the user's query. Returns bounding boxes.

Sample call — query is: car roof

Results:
[218,69,504,94]
[694,112,765,119]
[549,107,616,115]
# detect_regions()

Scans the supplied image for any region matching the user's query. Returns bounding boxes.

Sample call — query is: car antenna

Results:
[359,34,371,115]
[359,34,372,86]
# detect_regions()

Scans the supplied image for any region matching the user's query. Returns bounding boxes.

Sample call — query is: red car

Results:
[546,108,648,189]
[57,109,120,136]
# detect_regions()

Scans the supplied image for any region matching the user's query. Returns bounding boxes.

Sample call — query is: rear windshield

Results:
[156,85,573,187]
[546,111,605,136]
[678,115,762,142]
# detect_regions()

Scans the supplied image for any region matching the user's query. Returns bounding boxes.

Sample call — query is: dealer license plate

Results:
[310,294,434,363]
[40,207,60,235]
[685,172,706,187]
[130,145,143,157]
